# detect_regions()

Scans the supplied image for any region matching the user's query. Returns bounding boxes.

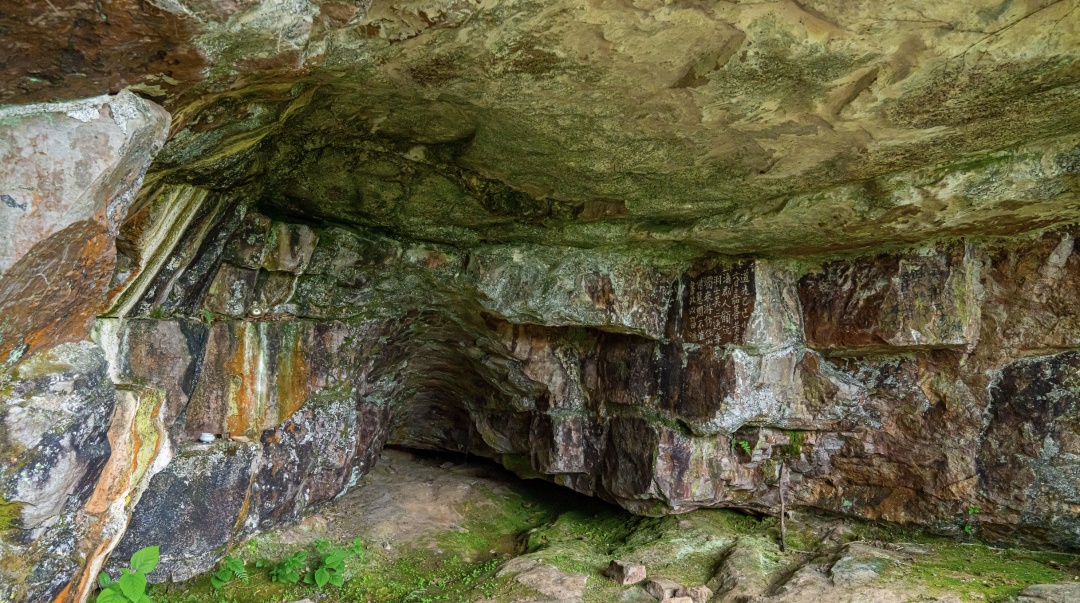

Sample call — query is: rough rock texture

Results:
[0,343,116,603]
[605,560,647,586]
[496,558,589,603]
[6,0,1080,254]
[1018,582,1080,603]
[3,1,1080,601]
[0,91,169,365]
[0,93,167,603]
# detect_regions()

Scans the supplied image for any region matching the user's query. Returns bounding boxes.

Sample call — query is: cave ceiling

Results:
[3,0,1080,254]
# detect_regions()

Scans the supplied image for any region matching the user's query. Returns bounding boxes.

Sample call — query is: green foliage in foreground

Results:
[97,546,160,603]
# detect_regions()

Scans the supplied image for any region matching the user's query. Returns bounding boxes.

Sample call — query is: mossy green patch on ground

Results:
[142,451,1080,603]
[150,541,519,603]
[898,543,1076,602]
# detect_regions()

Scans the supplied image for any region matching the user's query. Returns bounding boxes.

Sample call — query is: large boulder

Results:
[0,91,169,365]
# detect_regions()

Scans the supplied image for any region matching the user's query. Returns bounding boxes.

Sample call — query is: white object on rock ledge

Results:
[198,433,216,443]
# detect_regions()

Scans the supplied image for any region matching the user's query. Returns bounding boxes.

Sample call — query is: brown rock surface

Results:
[606,560,648,586]
[2,1,1080,601]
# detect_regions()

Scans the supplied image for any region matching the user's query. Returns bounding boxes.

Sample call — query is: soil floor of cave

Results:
[147,448,1080,603]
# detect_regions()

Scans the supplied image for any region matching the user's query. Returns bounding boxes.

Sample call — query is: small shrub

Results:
[97,546,159,603]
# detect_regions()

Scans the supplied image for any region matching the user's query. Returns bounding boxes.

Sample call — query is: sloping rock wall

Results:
[98,199,1080,565]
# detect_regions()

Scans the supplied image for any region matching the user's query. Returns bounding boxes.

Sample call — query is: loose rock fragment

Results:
[645,578,683,600]
[606,560,648,585]
[675,585,713,603]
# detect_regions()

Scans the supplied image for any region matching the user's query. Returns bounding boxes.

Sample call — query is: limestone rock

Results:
[675,585,713,603]
[0,91,168,364]
[606,560,648,586]
[645,578,684,601]
[0,342,116,603]
[1017,583,1080,603]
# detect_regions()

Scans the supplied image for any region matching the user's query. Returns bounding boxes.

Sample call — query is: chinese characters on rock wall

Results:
[683,261,755,346]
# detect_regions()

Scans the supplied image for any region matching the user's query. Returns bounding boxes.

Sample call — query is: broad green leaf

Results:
[98,571,112,588]
[118,572,146,601]
[315,567,329,588]
[96,588,125,603]
[138,595,153,603]
[129,546,160,574]
[329,573,344,587]
[210,576,225,589]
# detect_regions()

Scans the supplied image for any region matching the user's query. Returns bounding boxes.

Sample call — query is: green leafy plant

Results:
[210,556,247,589]
[300,538,357,589]
[735,440,752,455]
[962,505,980,537]
[97,546,159,603]
[257,550,307,584]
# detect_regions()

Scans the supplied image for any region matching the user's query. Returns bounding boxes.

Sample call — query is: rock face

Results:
[0,343,116,602]
[0,91,169,365]
[2,1,1080,602]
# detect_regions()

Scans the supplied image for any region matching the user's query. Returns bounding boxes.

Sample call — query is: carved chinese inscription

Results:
[683,261,755,346]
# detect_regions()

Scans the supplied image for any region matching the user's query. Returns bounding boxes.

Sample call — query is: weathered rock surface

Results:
[3,1,1080,601]
[0,91,169,365]
[0,343,116,603]
[606,560,647,586]
[497,557,589,603]
[1017,582,1080,603]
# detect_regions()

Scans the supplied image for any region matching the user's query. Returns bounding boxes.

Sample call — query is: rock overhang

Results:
[7,0,1078,256]
[4,2,1080,601]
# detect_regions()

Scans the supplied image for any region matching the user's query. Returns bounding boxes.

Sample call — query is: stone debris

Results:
[675,585,713,603]
[645,578,683,600]
[606,560,648,585]
[1017,583,1080,603]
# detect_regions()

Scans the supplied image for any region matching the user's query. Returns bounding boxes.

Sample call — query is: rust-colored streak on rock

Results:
[274,327,312,426]
[0,1,206,105]
[0,221,115,363]
[225,324,259,437]
[60,389,168,603]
